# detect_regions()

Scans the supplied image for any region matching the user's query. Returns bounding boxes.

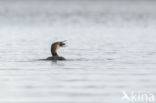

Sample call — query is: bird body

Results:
[46,56,65,60]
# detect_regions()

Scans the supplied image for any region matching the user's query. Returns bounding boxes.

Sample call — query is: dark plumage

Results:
[46,56,65,60]
[46,41,66,61]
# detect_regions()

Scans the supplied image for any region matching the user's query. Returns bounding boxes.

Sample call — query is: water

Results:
[0,0,156,103]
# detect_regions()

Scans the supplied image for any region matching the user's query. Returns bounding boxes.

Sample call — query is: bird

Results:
[46,41,66,61]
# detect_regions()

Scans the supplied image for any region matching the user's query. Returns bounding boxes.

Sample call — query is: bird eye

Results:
[60,42,65,46]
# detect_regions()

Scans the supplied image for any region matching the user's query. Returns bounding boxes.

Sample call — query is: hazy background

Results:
[0,0,156,103]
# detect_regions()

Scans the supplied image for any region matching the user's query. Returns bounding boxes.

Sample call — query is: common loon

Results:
[46,41,66,60]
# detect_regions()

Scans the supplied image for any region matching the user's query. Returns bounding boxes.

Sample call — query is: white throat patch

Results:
[56,45,60,50]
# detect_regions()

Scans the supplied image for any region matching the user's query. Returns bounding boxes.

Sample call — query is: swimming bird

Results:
[46,41,66,60]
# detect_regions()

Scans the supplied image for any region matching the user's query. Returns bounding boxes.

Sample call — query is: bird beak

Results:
[60,41,66,47]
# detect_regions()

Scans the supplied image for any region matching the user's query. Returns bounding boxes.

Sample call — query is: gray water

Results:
[0,0,156,103]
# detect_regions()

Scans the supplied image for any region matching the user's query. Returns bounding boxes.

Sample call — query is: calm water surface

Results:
[0,0,156,103]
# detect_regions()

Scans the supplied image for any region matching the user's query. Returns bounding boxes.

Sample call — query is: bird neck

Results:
[52,52,58,57]
[51,47,59,57]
